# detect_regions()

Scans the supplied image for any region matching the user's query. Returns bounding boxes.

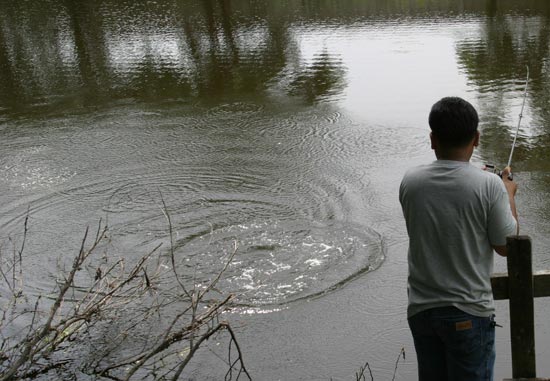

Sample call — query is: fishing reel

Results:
[483,164,513,180]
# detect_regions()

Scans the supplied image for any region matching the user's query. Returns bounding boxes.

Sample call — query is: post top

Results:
[506,235,531,241]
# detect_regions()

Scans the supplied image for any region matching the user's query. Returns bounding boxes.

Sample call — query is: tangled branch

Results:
[0,211,250,381]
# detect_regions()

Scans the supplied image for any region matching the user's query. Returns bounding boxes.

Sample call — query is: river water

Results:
[1,1,550,379]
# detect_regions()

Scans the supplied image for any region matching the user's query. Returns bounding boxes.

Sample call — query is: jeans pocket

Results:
[447,321,482,355]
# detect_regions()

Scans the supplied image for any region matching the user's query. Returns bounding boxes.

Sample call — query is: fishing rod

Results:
[506,66,529,179]
[485,66,529,180]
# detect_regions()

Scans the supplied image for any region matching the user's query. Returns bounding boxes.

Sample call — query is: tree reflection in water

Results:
[2,0,549,117]
[0,0,349,113]
[455,1,550,170]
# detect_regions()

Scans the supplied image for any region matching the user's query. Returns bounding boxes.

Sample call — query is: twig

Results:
[199,240,238,300]
[224,324,252,381]
[0,226,92,381]
[355,361,374,381]
[1,207,246,381]
[0,222,109,381]
[391,347,406,381]
[26,296,41,339]
[14,359,71,380]
[158,193,191,300]
[17,213,29,275]
[118,294,234,380]
[0,253,14,293]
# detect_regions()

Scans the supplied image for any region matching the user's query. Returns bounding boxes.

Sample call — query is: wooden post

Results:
[507,235,536,379]
[491,236,550,380]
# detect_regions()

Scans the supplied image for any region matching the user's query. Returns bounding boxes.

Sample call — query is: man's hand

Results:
[501,166,518,220]
[501,167,517,196]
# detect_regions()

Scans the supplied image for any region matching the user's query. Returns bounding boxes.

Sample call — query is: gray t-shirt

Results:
[399,160,517,318]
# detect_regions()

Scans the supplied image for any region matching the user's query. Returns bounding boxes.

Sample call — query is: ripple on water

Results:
[206,101,264,117]
[322,110,344,124]
[97,191,385,311]
[172,219,385,308]
[1,146,76,190]
[1,101,389,312]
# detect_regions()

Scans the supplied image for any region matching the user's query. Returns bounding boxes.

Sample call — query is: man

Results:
[399,97,518,381]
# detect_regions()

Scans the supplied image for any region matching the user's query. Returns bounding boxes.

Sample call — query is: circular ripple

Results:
[1,102,388,312]
[1,146,76,191]
[175,219,385,307]
[206,101,264,117]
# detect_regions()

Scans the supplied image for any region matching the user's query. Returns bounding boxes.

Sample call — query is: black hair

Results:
[428,97,479,148]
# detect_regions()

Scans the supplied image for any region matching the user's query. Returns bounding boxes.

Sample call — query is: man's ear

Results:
[473,131,480,147]
[430,132,437,150]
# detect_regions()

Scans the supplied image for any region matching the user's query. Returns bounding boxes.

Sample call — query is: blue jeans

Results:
[408,306,496,381]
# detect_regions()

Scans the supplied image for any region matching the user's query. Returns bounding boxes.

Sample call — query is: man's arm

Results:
[492,167,518,257]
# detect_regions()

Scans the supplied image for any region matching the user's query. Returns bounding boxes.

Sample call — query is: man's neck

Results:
[435,150,472,162]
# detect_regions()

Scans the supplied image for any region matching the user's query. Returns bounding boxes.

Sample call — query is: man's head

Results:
[429,97,479,160]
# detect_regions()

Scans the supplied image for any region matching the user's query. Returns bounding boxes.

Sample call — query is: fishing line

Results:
[486,66,530,180]
[507,66,529,174]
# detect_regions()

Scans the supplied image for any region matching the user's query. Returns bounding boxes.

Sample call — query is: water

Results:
[1,1,550,379]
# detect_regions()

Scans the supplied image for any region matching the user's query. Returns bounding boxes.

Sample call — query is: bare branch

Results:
[391,347,406,381]
[158,193,191,299]
[1,209,246,381]
[355,361,374,381]
[224,324,252,381]
[200,240,238,300]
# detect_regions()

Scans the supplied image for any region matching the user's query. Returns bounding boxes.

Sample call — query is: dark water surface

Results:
[1,1,550,379]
